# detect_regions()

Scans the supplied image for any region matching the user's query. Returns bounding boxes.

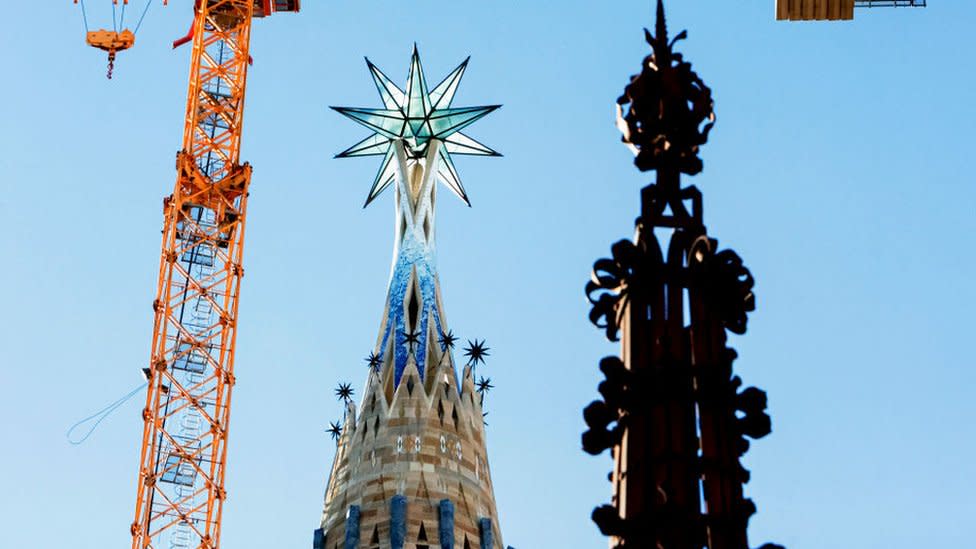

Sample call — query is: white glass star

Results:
[332,45,500,207]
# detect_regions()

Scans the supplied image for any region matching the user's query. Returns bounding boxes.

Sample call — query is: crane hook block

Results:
[86,29,135,53]
[86,29,135,79]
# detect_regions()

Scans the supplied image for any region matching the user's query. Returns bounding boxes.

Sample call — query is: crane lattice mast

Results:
[130,1,297,548]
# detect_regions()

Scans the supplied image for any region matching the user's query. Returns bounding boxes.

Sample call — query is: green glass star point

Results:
[332,46,500,208]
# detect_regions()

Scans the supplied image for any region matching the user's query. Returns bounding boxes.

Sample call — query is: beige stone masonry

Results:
[318,341,504,549]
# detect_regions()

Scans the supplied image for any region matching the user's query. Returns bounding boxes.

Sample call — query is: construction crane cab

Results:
[254,0,300,17]
[172,0,300,48]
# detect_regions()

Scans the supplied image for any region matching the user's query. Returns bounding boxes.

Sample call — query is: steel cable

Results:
[79,0,90,32]
[133,0,153,34]
[66,381,148,445]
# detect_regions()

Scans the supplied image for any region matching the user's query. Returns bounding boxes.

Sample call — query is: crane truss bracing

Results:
[131,2,254,548]
[855,0,925,6]
[776,0,925,20]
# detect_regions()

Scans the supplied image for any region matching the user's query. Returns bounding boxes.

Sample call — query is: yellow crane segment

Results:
[76,1,299,547]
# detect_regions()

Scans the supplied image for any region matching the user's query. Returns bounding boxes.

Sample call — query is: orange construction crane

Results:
[132,2,300,548]
[77,1,299,548]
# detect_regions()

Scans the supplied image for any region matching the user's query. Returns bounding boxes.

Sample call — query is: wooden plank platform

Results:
[777,0,854,20]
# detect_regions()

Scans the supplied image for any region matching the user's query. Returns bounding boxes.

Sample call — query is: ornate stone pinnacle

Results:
[616,0,716,177]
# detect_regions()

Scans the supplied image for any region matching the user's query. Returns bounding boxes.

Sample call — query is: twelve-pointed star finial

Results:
[332,45,500,208]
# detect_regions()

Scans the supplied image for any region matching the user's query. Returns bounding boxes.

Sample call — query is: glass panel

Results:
[429,59,468,110]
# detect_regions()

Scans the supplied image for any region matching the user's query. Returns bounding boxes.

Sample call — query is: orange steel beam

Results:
[131,2,255,548]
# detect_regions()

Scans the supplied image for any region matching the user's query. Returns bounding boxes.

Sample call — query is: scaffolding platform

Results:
[776,0,925,20]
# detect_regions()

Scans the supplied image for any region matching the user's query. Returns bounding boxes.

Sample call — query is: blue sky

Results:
[0,1,973,548]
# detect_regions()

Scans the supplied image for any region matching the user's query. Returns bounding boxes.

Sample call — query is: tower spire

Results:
[316,48,506,549]
[332,46,499,389]
[584,3,782,548]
